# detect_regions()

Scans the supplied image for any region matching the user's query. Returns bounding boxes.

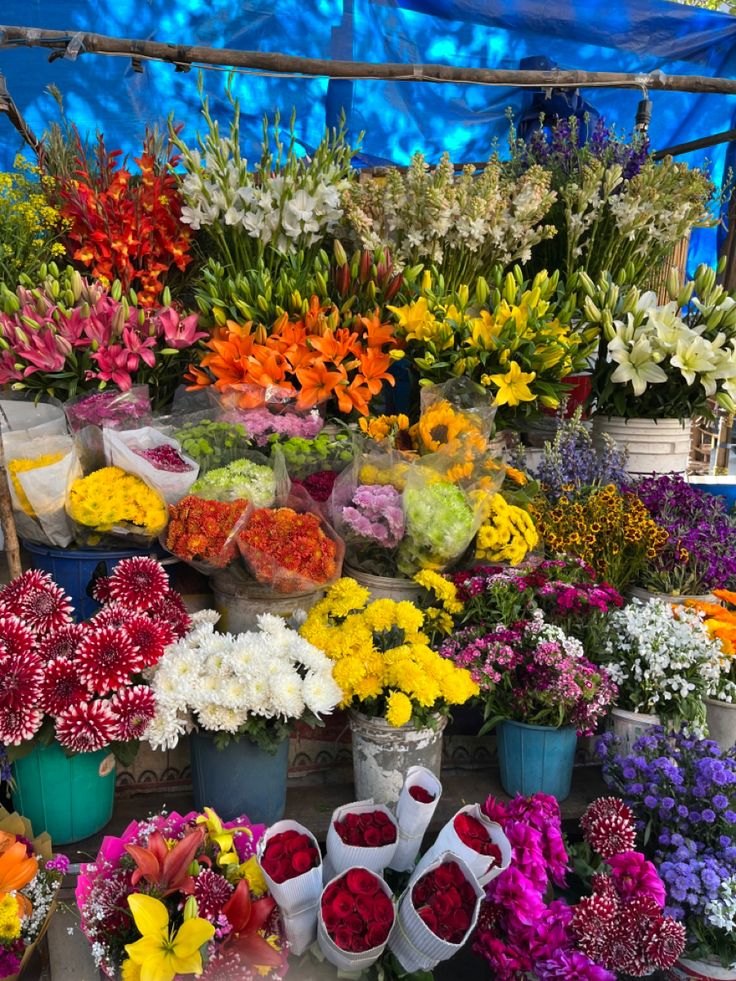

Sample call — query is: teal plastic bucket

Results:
[22,541,143,620]
[12,742,115,845]
[496,720,577,801]
[190,731,289,825]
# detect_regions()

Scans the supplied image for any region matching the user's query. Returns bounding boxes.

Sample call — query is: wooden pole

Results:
[4,24,736,95]
[0,72,40,154]
[0,435,23,580]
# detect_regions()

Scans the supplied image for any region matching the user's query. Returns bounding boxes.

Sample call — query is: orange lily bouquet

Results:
[687,590,736,703]
[0,808,67,981]
[76,807,287,981]
[187,298,402,418]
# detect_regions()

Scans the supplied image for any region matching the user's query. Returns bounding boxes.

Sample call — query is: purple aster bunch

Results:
[631,474,736,594]
[0,743,10,783]
[340,483,405,549]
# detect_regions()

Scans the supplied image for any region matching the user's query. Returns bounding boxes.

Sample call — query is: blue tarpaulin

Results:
[2,0,736,267]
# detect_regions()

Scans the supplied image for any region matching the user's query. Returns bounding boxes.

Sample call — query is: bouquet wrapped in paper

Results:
[323,800,399,881]
[389,851,483,972]
[257,820,323,955]
[317,867,395,972]
[389,766,442,872]
[103,426,199,504]
[4,433,80,547]
[415,803,511,886]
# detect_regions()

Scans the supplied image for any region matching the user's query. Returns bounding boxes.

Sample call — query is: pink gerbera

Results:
[106,558,169,611]
[37,623,88,662]
[55,700,115,753]
[108,686,156,740]
[122,616,174,668]
[0,616,36,658]
[76,626,144,695]
[40,658,92,716]
[0,705,43,745]
[0,649,43,711]
[148,589,191,639]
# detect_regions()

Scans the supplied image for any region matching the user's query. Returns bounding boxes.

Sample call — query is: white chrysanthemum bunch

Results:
[603,599,722,726]
[145,610,342,750]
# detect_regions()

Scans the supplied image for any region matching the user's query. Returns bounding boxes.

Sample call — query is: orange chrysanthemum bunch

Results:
[188,298,401,416]
[57,131,193,306]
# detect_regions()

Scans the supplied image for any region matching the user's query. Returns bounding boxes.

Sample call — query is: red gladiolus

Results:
[261,830,320,884]
[334,810,397,848]
[408,785,436,804]
[411,861,476,945]
[322,871,394,953]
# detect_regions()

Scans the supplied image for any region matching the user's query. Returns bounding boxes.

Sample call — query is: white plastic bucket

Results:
[592,416,691,475]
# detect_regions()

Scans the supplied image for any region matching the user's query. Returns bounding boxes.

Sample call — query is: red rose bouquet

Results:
[325,802,399,879]
[389,853,483,972]
[236,506,344,593]
[389,766,443,873]
[257,821,323,955]
[318,868,395,971]
[415,804,510,887]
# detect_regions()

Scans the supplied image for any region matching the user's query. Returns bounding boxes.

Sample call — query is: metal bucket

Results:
[211,572,323,633]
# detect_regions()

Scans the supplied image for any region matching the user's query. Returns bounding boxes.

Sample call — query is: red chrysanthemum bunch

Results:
[166,496,248,568]
[571,800,685,976]
[411,860,478,944]
[238,508,340,592]
[0,559,189,755]
[321,869,395,954]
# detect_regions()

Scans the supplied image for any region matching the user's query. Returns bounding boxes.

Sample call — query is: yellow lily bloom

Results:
[124,894,215,981]
[488,361,537,407]
[196,807,251,867]
[468,310,500,351]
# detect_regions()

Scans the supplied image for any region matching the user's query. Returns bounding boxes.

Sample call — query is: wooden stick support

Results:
[3,24,736,96]
[0,432,22,580]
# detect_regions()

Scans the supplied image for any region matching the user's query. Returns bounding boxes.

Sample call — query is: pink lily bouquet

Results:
[0,265,207,410]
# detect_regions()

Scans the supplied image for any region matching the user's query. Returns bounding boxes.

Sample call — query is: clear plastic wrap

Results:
[234,495,345,594]
[188,448,288,506]
[4,433,80,547]
[163,496,249,573]
[66,464,168,547]
[216,383,325,446]
[103,426,199,504]
[418,377,496,454]
[65,386,153,472]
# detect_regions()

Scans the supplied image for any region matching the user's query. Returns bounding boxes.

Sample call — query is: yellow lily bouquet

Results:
[300,578,479,727]
[390,267,597,424]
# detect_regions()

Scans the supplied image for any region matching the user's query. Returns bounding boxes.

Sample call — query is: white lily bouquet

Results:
[581,260,736,418]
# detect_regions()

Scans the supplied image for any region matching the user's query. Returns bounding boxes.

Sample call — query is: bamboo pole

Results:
[4,24,736,95]
[0,434,22,580]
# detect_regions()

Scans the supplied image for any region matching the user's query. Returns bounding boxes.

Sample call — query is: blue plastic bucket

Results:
[22,541,144,621]
[496,720,577,801]
[687,476,736,512]
[190,731,289,825]
[12,742,115,845]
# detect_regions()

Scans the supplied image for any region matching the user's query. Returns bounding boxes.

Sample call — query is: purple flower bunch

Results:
[441,616,617,734]
[514,117,650,183]
[530,409,628,502]
[632,474,736,594]
[65,387,152,431]
[0,743,10,783]
[474,793,614,981]
[598,728,736,964]
[340,483,404,548]
[227,406,323,446]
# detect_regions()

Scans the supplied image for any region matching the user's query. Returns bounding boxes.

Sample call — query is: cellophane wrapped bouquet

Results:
[76,807,288,981]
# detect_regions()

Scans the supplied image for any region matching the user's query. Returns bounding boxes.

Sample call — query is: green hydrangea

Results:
[399,480,475,575]
[190,458,276,507]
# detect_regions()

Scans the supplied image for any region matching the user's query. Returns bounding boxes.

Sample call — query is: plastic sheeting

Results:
[1,0,736,267]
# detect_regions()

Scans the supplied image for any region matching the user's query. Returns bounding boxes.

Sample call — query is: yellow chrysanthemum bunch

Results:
[529,484,668,592]
[0,893,20,942]
[67,466,167,539]
[300,578,478,727]
[8,452,65,516]
[476,493,539,566]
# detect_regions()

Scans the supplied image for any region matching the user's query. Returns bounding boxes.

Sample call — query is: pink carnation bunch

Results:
[0,558,189,755]
[340,484,405,548]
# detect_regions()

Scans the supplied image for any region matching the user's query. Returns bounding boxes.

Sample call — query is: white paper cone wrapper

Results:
[324,799,399,880]
[316,867,395,972]
[389,766,442,872]
[389,851,484,973]
[256,819,323,955]
[413,803,511,886]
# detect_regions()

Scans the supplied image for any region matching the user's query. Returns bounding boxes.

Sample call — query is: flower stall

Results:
[1,6,736,978]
